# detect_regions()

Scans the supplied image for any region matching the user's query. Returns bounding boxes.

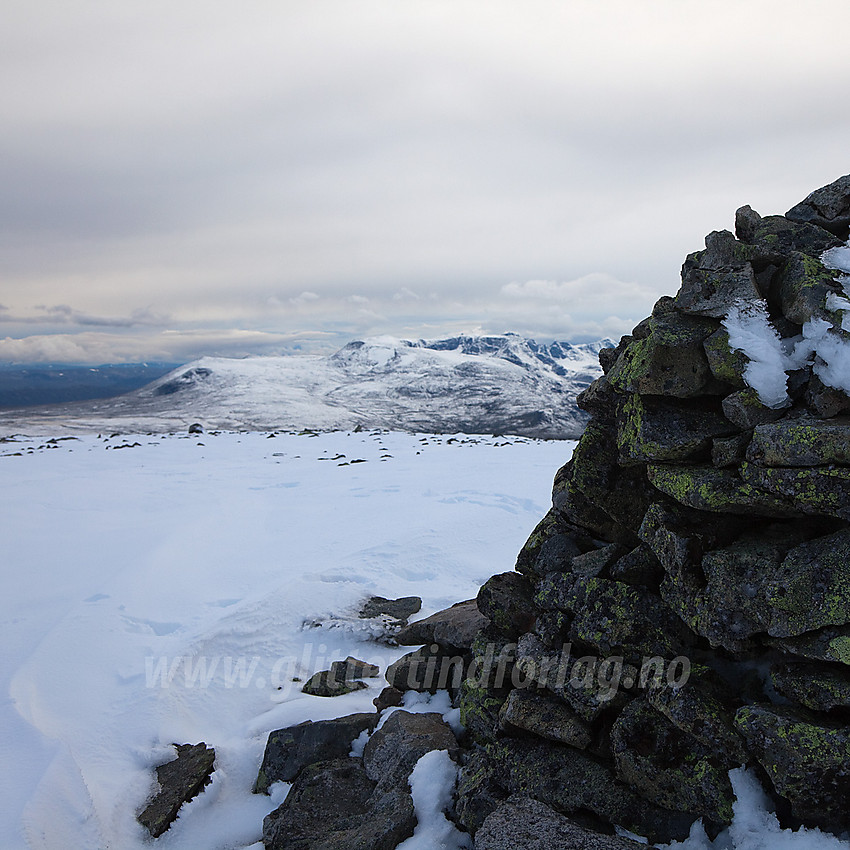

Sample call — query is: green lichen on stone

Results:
[741,462,850,521]
[765,528,850,638]
[459,678,509,744]
[703,328,747,387]
[779,251,843,324]
[734,704,850,822]
[646,463,794,517]
[606,314,718,398]
[828,636,850,665]
[617,394,733,465]
[771,663,850,713]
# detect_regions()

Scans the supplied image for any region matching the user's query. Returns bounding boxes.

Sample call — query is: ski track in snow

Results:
[0,429,571,849]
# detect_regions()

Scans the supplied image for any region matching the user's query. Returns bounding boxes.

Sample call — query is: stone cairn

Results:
[252,175,850,848]
[453,173,850,843]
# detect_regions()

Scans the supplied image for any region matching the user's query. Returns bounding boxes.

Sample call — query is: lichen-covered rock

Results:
[611,699,735,829]
[748,417,850,466]
[485,738,696,844]
[606,312,719,397]
[385,645,467,694]
[736,209,841,259]
[498,689,592,749]
[675,230,761,318]
[616,393,735,464]
[785,173,850,237]
[688,527,805,650]
[771,625,850,666]
[554,420,654,546]
[764,528,850,637]
[721,388,786,429]
[511,633,637,723]
[477,572,535,637]
[645,665,746,762]
[646,463,795,517]
[777,251,843,325]
[770,663,850,713]
[806,373,850,418]
[734,704,850,832]
[474,795,638,850]
[255,714,377,793]
[607,544,663,587]
[703,328,747,388]
[740,462,850,521]
[711,432,751,467]
[559,575,693,660]
[455,750,507,834]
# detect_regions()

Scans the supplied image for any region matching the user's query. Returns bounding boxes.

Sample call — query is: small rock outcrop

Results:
[456,174,850,842]
[301,656,380,697]
[254,713,377,793]
[137,742,215,837]
[258,710,457,850]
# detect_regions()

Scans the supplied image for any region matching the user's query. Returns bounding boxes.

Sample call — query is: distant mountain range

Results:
[0,334,611,439]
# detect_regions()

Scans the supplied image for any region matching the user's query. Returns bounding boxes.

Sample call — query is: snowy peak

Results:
[1,334,611,439]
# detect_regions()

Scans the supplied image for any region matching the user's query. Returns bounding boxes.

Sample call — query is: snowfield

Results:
[1,429,846,849]
[0,429,571,849]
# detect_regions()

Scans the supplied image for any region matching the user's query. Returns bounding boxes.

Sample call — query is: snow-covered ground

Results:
[1,429,846,849]
[0,429,571,849]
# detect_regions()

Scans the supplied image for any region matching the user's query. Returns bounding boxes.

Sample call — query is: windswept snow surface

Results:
[0,429,572,849]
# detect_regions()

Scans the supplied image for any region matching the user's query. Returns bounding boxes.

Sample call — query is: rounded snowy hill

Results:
[0,334,611,438]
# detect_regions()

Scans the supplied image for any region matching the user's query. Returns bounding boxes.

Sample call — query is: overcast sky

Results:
[2,1,849,364]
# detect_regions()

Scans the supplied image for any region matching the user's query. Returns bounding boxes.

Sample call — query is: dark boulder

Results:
[359,595,422,622]
[261,758,415,850]
[734,703,850,832]
[138,743,216,838]
[786,173,850,238]
[254,713,377,793]
[477,572,536,638]
[362,710,458,791]
[395,599,488,651]
[474,795,639,850]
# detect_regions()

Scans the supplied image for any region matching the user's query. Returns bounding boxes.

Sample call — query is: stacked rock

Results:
[455,175,850,843]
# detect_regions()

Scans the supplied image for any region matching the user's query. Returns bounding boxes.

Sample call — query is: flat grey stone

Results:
[475,796,639,849]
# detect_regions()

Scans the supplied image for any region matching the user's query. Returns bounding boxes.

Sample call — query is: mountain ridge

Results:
[0,333,611,438]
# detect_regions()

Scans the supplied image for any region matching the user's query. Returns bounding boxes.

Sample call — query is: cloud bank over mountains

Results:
[2,1,849,363]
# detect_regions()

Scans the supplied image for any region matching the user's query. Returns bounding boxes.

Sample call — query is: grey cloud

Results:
[0,305,170,328]
[1,1,849,363]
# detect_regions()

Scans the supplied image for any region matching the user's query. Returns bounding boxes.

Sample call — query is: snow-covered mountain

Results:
[0,334,611,438]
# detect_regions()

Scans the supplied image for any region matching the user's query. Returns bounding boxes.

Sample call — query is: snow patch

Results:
[395,749,472,850]
[661,767,850,849]
[722,299,790,408]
